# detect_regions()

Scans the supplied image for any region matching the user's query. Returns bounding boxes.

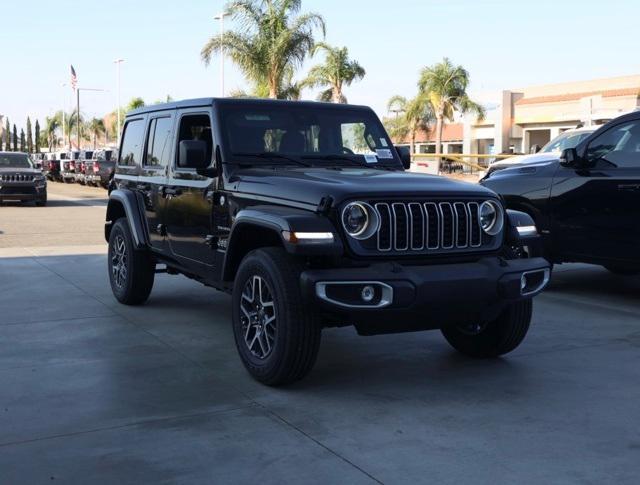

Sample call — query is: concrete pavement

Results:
[0,183,639,484]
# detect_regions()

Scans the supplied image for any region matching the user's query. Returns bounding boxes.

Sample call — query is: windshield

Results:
[542,131,593,153]
[219,103,400,169]
[0,153,33,169]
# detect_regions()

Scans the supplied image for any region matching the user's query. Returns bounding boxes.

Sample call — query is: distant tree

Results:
[386,94,434,156]
[201,0,325,99]
[126,97,145,111]
[303,43,365,103]
[12,124,18,151]
[26,117,33,153]
[45,116,60,151]
[35,120,40,153]
[4,119,10,151]
[19,129,25,152]
[418,57,484,154]
[88,118,105,149]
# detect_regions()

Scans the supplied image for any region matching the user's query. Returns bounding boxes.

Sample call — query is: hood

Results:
[0,166,41,174]
[234,167,495,207]
[489,151,560,170]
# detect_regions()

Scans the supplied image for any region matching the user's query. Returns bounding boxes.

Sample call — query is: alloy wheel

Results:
[111,234,128,289]
[239,275,277,359]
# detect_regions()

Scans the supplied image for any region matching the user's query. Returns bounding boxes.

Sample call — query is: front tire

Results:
[35,193,47,207]
[441,299,532,358]
[108,219,155,305]
[232,247,321,386]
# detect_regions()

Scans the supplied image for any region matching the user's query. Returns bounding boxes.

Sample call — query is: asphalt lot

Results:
[1,182,639,484]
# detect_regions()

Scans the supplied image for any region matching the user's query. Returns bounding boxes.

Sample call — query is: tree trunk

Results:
[435,115,444,155]
[269,80,278,99]
[410,130,416,161]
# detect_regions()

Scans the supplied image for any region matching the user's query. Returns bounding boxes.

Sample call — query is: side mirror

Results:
[560,147,579,167]
[530,144,541,154]
[178,140,208,170]
[395,145,411,170]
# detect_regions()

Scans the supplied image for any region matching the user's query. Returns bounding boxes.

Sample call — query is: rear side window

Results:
[146,117,173,167]
[119,119,145,166]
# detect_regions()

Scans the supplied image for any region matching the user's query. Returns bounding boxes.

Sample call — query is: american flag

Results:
[70,65,77,90]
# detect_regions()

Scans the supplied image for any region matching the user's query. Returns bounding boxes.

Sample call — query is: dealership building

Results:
[401,74,640,156]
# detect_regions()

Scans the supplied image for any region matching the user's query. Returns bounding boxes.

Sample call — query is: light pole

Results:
[213,12,230,97]
[114,59,124,145]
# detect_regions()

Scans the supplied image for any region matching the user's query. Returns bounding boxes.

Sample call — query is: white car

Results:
[484,127,596,177]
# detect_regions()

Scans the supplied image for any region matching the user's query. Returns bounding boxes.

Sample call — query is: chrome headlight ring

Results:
[341,201,379,240]
[479,200,504,236]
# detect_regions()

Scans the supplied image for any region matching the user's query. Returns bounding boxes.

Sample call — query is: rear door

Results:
[139,113,175,252]
[551,116,640,263]
[164,109,216,268]
[115,116,146,192]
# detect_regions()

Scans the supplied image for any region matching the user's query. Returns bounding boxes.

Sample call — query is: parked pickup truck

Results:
[75,150,94,184]
[105,97,551,386]
[85,148,118,188]
[45,152,65,181]
[60,150,81,183]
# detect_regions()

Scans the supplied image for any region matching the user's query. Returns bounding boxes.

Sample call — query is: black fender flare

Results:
[505,209,539,245]
[105,189,149,249]
[222,206,343,282]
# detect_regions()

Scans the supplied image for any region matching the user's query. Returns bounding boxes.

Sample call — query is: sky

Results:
[1,0,639,132]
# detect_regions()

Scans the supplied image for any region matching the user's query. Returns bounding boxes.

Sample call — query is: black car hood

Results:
[0,167,41,174]
[233,167,495,206]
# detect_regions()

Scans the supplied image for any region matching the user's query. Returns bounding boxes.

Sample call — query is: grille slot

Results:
[374,201,489,253]
[0,174,35,182]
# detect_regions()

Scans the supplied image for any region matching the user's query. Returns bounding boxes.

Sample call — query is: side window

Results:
[119,119,145,166]
[176,114,212,169]
[146,117,173,167]
[586,121,640,168]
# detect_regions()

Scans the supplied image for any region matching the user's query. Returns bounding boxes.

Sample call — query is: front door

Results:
[551,117,640,263]
[165,110,216,268]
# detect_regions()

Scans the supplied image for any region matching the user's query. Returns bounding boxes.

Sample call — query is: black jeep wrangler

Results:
[105,98,550,385]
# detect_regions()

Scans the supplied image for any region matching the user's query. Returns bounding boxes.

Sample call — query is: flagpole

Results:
[76,88,80,150]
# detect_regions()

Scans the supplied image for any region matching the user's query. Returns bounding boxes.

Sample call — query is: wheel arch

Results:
[105,189,149,249]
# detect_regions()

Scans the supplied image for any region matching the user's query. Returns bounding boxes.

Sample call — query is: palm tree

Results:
[88,118,106,149]
[126,97,145,111]
[303,43,365,103]
[386,94,434,157]
[418,57,484,154]
[45,116,60,151]
[201,0,325,99]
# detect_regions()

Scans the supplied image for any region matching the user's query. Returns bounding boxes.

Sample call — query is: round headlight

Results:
[479,201,504,236]
[341,202,379,240]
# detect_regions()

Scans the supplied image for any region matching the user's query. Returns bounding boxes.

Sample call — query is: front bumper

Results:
[61,171,76,180]
[0,184,46,201]
[300,256,550,334]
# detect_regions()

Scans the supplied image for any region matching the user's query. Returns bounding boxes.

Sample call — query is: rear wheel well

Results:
[223,225,284,283]
[105,200,126,241]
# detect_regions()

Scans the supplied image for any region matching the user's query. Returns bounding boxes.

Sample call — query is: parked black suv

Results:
[0,152,47,206]
[106,98,550,385]
[482,111,640,275]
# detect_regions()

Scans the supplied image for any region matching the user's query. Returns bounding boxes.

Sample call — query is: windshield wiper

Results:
[232,152,311,167]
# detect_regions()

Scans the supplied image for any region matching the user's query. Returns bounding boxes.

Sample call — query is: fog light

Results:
[361,285,375,302]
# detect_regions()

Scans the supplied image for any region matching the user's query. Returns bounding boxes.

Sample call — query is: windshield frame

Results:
[216,101,402,170]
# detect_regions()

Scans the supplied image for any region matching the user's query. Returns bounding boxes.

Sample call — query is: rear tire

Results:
[108,219,155,305]
[441,299,533,358]
[232,247,321,386]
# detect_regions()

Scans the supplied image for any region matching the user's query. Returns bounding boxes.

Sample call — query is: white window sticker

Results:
[380,138,389,147]
[364,154,378,164]
[376,149,393,159]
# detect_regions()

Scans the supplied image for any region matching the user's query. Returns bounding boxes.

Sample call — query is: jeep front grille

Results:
[374,201,484,253]
[0,174,35,182]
